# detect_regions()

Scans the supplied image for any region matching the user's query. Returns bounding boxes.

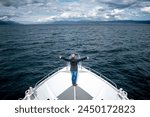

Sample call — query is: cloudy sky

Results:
[0,0,150,24]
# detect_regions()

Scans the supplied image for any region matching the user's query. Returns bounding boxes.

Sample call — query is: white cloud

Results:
[0,16,9,20]
[102,14,110,19]
[141,7,150,13]
[37,16,57,22]
[60,12,80,19]
[113,9,124,14]
[110,9,125,20]
[87,6,104,17]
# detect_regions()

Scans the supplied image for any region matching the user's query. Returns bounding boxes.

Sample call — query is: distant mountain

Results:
[0,20,20,25]
[51,20,100,25]
[0,20,150,25]
[51,20,150,25]
[107,20,150,24]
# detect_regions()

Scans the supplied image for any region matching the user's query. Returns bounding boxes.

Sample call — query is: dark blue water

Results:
[0,23,150,100]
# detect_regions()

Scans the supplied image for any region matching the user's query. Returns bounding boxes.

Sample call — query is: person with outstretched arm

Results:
[60,54,89,86]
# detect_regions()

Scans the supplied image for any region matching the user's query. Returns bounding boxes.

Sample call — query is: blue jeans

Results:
[71,71,77,86]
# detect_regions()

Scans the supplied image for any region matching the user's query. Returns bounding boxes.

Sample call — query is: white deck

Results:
[23,66,128,100]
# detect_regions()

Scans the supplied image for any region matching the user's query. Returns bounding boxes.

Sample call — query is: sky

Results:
[0,0,150,24]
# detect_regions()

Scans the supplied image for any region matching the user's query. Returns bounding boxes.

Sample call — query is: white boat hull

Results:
[23,66,128,100]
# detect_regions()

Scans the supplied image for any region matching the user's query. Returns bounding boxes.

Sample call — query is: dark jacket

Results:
[61,56,88,71]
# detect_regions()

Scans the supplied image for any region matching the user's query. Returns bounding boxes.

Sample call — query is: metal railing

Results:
[35,67,64,87]
[85,66,117,88]
[34,65,117,89]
